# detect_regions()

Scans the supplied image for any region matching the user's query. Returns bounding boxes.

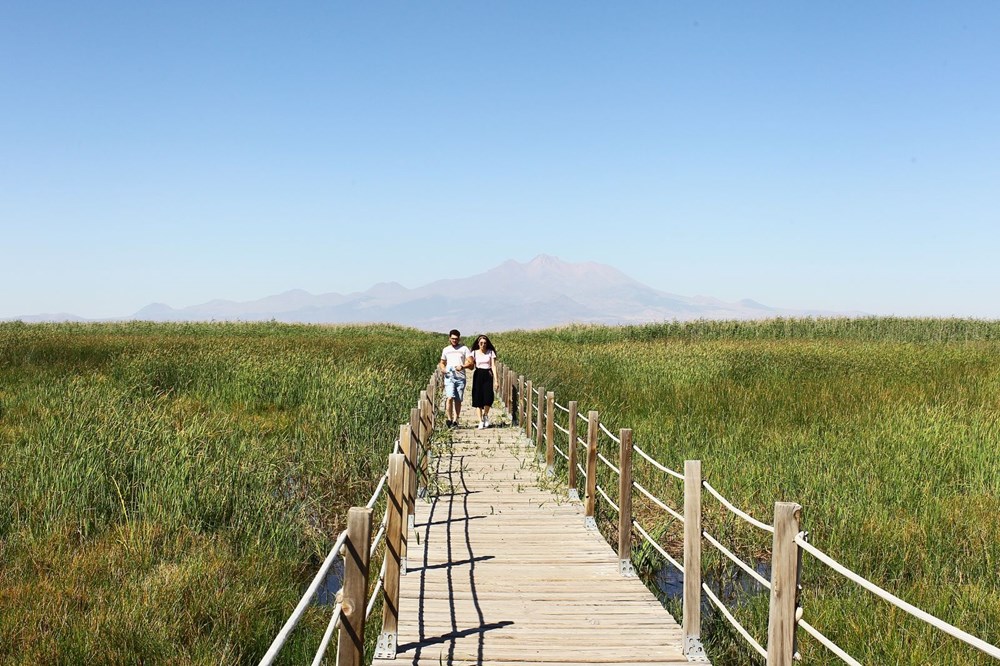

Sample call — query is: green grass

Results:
[497,318,1000,665]
[0,321,441,665]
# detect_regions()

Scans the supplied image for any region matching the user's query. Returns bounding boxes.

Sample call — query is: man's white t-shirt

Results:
[441,345,470,375]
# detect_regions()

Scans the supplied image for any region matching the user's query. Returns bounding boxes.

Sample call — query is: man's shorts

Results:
[444,374,466,401]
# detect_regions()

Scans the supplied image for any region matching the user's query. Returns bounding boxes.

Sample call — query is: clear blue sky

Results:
[3,2,998,319]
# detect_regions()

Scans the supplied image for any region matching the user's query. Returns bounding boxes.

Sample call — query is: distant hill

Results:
[9,255,845,330]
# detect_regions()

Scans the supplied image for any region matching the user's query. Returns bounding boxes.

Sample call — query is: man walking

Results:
[439,329,470,427]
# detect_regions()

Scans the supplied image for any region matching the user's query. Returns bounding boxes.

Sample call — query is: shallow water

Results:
[316,559,345,606]
[656,558,771,615]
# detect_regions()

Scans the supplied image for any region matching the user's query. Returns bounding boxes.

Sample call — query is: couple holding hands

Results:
[439,329,497,430]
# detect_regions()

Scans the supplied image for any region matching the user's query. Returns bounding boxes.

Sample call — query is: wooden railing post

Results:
[767,502,803,666]
[524,380,533,441]
[517,375,525,429]
[410,407,426,500]
[337,506,373,666]
[567,401,579,500]
[584,411,598,529]
[399,423,415,554]
[683,460,705,658]
[545,391,555,475]
[376,454,406,658]
[618,429,635,577]
[500,367,507,412]
[506,369,514,414]
[535,385,545,452]
[419,390,431,441]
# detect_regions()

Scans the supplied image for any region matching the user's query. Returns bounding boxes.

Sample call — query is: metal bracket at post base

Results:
[374,632,397,659]
[568,489,580,501]
[407,514,415,530]
[619,559,637,577]
[401,557,407,576]
[546,465,555,478]
[684,636,709,662]
[584,516,598,530]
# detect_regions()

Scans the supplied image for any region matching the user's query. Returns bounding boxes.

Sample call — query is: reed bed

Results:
[497,318,1000,665]
[0,321,441,665]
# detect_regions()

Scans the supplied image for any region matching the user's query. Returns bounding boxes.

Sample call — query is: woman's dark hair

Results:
[473,334,496,355]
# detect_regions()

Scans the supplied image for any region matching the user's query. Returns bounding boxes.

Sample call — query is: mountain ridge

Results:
[8,255,848,329]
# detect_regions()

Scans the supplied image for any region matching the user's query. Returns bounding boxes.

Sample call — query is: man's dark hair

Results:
[449,329,461,338]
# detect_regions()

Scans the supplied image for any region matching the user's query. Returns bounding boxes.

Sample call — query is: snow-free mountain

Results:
[119,255,821,331]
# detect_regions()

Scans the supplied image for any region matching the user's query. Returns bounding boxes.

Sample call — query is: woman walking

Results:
[469,334,498,429]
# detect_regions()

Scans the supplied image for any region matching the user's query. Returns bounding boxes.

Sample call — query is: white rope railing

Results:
[259,529,349,665]
[633,443,685,480]
[308,603,343,666]
[554,422,569,436]
[632,480,684,523]
[598,422,621,443]
[799,619,862,666]
[554,444,569,461]
[596,484,619,513]
[702,582,767,659]
[701,530,770,589]
[596,451,621,476]
[365,473,389,509]
[365,558,389,619]
[369,512,389,558]
[795,533,1000,659]
[702,481,774,534]
[633,520,684,573]
[555,401,570,414]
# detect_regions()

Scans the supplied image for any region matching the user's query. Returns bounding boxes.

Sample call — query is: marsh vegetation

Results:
[0,322,440,664]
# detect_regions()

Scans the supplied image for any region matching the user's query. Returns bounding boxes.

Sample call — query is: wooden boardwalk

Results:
[372,404,697,665]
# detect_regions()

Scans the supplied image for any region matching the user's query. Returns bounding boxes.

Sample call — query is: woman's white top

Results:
[472,349,496,369]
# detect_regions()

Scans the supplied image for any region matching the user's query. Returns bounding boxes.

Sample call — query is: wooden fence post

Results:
[535,386,545,453]
[767,502,803,666]
[410,407,426,500]
[376,454,406,659]
[337,507,372,666]
[500,367,507,412]
[419,390,431,440]
[524,380,533,441]
[545,391,555,475]
[683,460,705,658]
[618,429,635,576]
[399,423,415,553]
[567,401,579,500]
[584,411,598,529]
[517,375,525,429]
[506,369,514,414]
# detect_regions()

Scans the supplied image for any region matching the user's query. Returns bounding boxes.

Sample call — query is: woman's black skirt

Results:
[471,368,494,408]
